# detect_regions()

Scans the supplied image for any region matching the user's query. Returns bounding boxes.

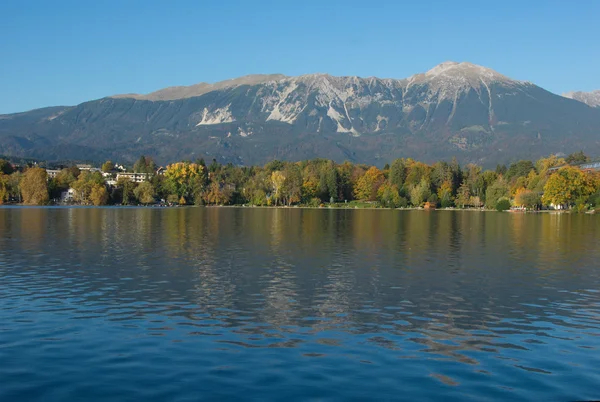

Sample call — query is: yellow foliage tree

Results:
[437,180,454,207]
[271,171,286,206]
[542,167,596,208]
[164,162,204,201]
[354,166,384,201]
[20,167,49,205]
[301,170,319,200]
[0,173,9,204]
[90,184,108,206]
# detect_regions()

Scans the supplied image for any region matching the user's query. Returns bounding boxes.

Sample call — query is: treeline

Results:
[1,152,599,210]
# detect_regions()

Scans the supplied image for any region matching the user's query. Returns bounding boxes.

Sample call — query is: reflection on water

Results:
[0,207,599,401]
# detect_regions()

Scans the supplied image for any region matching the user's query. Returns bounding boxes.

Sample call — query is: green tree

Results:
[409,179,431,207]
[377,183,401,208]
[565,151,589,165]
[7,172,22,203]
[133,155,157,174]
[496,198,511,211]
[283,164,303,205]
[514,188,541,209]
[115,176,136,205]
[389,159,407,189]
[134,181,155,204]
[506,160,535,181]
[0,159,14,175]
[485,178,510,209]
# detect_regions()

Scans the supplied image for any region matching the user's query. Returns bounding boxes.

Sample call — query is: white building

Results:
[60,188,76,203]
[46,169,61,179]
[115,172,150,183]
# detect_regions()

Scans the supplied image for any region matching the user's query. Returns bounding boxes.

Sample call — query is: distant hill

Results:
[1,62,600,167]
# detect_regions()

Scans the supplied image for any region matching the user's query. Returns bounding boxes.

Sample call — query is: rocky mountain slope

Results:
[563,90,600,108]
[1,62,600,166]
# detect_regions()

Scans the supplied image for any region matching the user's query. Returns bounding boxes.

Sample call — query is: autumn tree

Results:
[404,161,431,188]
[535,154,565,176]
[72,171,105,205]
[270,171,286,206]
[90,184,108,206]
[514,187,541,209]
[354,166,384,201]
[20,167,49,205]
[164,162,204,202]
[437,180,454,208]
[205,181,232,205]
[101,160,115,173]
[301,166,320,201]
[542,167,596,208]
[0,174,9,204]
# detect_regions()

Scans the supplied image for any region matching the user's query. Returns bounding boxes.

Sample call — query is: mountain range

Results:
[1,61,599,167]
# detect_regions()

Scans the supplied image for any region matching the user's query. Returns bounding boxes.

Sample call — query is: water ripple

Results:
[1,207,600,401]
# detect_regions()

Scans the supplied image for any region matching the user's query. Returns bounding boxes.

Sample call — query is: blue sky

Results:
[1,0,598,113]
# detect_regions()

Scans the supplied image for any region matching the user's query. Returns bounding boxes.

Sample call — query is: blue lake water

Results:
[1,207,599,401]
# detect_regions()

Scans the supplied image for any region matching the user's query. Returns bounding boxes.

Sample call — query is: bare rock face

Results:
[1,62,600,166]
[563,90,600,108]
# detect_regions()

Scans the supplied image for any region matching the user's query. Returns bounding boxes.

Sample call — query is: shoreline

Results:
[1,203,594,214]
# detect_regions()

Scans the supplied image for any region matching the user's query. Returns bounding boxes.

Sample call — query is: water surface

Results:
[1,207,599,401]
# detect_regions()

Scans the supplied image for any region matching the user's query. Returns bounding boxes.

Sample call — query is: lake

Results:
[0,207,599,401]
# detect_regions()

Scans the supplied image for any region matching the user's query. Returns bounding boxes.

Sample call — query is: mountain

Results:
[1,61,600,167]
[111,74,287,101]
[563,90,600,108]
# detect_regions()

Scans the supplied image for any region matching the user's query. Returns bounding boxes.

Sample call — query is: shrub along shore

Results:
[0,152,599,212]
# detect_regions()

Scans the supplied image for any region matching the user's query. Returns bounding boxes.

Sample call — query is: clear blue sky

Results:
[1,0,599,113]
